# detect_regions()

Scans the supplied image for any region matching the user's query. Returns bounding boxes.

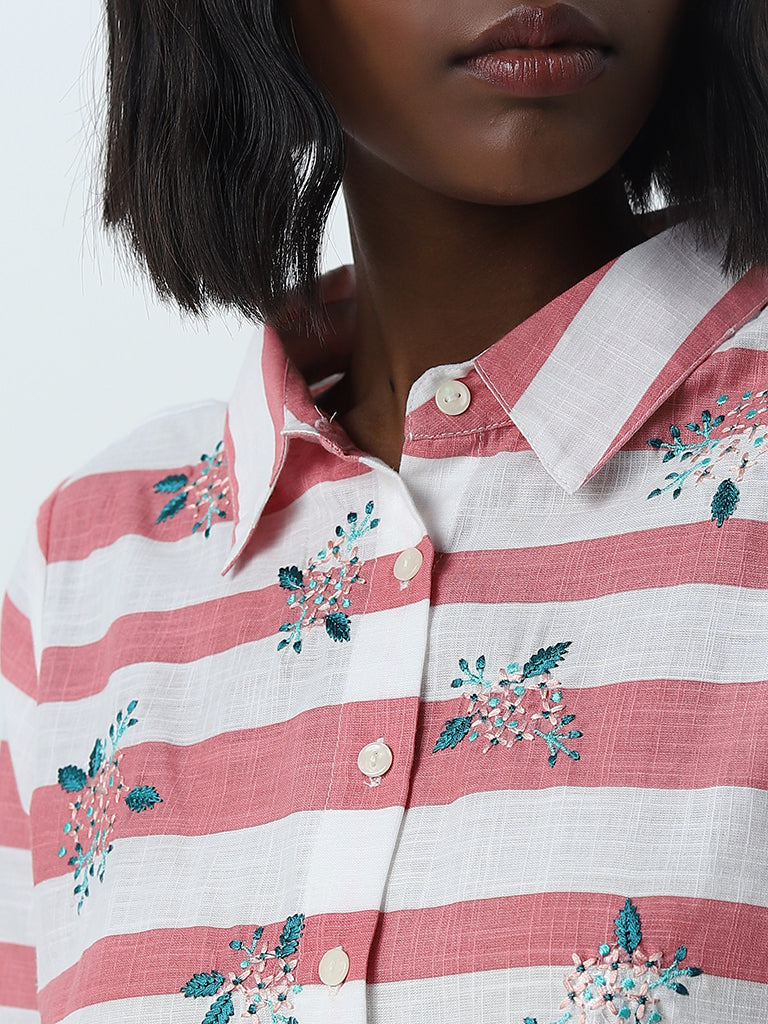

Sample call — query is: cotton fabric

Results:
[2,209,768,1024]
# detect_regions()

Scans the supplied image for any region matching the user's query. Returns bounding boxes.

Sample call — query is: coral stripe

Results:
[1,596,37,699]
[431,518,768,605]
[40,455,374,566]
[35,484,61,562]
[621,342,768,451]
[262,445,373,517]
[37,517,767,704]
[43,468,221,561]
[222,410,240,540]
[37,546,433,703]
[474,260,615,417]
[35,343,768,565]
[0,742,31,849]
[590,269,768,479]
[37,895,768,1021]
[0,942,37,1010]
[31,676,768,884]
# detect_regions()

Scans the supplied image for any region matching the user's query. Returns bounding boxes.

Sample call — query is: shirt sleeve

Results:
[0,510,50,1024]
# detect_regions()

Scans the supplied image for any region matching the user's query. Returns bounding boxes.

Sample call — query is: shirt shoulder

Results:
[43,399,231,565]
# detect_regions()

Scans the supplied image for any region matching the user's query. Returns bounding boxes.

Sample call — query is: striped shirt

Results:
[3,209,768,1024]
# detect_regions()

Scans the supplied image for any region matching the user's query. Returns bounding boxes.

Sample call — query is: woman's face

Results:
[282,0,687,205]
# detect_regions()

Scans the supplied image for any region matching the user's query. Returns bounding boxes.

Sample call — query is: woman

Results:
[2,1,768,1022]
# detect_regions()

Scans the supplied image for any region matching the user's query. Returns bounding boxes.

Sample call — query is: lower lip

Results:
[460,45,610,96]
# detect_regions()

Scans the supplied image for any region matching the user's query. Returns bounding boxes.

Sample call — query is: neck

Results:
[315,144,651,469]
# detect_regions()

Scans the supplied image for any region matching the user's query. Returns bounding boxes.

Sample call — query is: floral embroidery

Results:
[432,641,581,766]
[181,914,305,1024]
[277,501,379,653]
[525,898,703,1024]
[646,388,768,526]
[57,700,162,912]
[154,440,230,537]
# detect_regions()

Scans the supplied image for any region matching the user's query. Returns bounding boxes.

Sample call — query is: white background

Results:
[0,0,353,591]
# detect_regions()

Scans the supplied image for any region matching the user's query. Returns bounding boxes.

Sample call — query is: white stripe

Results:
[0,677,37,811]
[380,786,768,912]
[63,400,228,483]
[29,574,768,785]
[43,469,425,648]
[4,519,48,677]
[511,221,738,492]
[224,328,275,568]
[713,304,768,353]
[420,583,768,698]
[40,443,768,650]
[369,968,767,1024]
[44,949,768,1024]
[33,596,430,782]
[0,847,34,945]
[399,447,768,553]
[52,973,768,1024]
[0,1011,40,1024]
[36,806,402,988]
[36,786,768,987]
[55,983,368,1024]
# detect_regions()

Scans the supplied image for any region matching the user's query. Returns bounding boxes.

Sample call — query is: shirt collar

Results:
[220,212,768,574]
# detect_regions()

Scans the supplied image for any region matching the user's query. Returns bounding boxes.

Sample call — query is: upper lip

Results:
[455,3,613,61]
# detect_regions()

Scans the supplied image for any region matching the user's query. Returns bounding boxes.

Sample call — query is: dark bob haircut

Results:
[101,0,768,340]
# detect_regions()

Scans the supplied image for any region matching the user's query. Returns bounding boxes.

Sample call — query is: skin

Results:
[282,0,688,471]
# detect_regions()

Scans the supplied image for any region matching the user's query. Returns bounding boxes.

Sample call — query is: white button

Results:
[318,945,350,987]
[357,740,393,778]
[435,379,471,415]
[393,546,423,582]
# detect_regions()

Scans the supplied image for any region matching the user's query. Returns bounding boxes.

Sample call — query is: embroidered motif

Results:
[181,914,305,1024]
[525,898,703,1024]
[57,700,162,912]
[432,641,581,765]
[646,388,768,526]
[277,501,379,653]
[154,439,230,537]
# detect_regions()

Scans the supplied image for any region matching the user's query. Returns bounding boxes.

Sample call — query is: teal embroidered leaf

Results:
[58,765,86,792]
[522,642,572,679]
[325,611,351,642]
[202,992,234,1024]
[156,491,188,524]
[125,785,163,812]
[614,897,643,954]
[274,913,305,958]
[181,971,226,997]
[279,566,305,590]
[154,473,189,494]
[433,715,474,752]
[711,477,739,527]
[88,738,105,778]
